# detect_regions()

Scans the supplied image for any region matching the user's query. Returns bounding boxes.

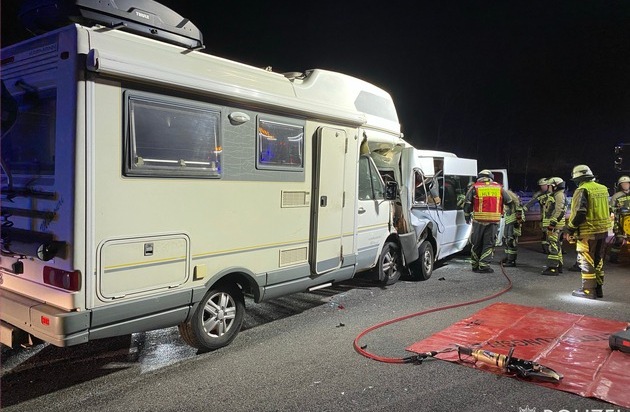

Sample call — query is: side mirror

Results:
[384,181,398,200]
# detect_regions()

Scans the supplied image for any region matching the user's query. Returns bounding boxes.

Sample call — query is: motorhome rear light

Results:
[43,267,80,291]
[40,316,50,326]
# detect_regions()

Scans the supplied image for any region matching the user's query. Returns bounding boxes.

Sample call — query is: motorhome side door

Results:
[311,127,347,274]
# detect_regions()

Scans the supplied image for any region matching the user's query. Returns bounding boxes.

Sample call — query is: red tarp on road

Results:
[406,302,630,408]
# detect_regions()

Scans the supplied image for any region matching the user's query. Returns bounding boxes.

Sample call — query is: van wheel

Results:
[178,283,245,351]
[409,240,434,281]
[378,242,402,285]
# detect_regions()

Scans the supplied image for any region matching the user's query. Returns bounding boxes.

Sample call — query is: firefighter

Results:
[541,177,568,275]
[522,178,551,253]
[609,175,630,263]
[565,165,612,299]
[500,189,524,267]
[464,169,513,273]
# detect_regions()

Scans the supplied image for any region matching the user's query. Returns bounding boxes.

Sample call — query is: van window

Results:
[414,170,441,207]
[257,118,304,171]
[443,175,474,210]
[125,92,222,178]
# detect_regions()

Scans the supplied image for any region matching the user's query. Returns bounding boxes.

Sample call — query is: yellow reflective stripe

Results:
[474,212,502,221]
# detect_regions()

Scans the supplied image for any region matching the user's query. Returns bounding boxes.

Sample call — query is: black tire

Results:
[377,242,402,285]
[178,283,245,351]
[409,240,434,281]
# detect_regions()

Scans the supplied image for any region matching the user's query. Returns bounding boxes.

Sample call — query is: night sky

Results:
[2,1,630,191]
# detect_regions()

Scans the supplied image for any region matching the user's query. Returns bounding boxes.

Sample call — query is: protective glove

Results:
[546,219,557,232]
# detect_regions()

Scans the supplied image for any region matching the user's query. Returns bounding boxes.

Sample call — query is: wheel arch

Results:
[191,267,262,311]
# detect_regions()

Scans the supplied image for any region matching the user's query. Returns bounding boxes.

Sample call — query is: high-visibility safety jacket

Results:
[543,190,567,228]
[472,181,504,223]
[504,190,523,225]
[568,180,612,236]
[610,191,630,211]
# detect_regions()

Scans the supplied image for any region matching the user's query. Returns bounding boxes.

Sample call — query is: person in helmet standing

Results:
[500,189,525,267]
[609,175,630,263]
[541,177,568,275]
[523,178,551,253]
[464,169,513,273]
[565,165,612,299]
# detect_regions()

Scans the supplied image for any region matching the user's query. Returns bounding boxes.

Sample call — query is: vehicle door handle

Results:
[358,207,366,214]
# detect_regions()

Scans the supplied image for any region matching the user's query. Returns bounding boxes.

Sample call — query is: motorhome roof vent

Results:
[19,0,204,50]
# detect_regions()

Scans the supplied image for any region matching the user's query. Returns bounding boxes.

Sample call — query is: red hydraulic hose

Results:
[353,265,513,364]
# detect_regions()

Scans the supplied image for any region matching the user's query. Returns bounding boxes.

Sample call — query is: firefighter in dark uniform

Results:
[541,177,568,275]
[500,189,524,267]
[565,165,612,299]
[609,175,630,263]
[464,169,513,273]
[523,178,551,253]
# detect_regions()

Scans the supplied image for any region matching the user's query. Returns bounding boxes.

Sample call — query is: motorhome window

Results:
[1,89,56,176]
[257,118,304,171]
[358,156,384,200]
[354,91,398,122]
[125,94,221,178]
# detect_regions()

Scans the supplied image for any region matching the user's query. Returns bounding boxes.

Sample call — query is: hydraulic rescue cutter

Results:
[456,345,563,383]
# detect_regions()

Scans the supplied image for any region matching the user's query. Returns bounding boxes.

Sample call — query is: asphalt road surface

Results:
[2,239,629,412]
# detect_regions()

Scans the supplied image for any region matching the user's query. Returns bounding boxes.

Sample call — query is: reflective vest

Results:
[611,191,630,210]
[472,181,503,223]
[570,181,611,235]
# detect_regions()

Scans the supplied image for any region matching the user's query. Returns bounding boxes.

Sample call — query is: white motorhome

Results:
[0,1,479,351]
[0,0,421,351]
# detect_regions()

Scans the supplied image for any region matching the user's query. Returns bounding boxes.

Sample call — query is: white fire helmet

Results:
[537,178,548,186]
[547,177,563,186]
[478,169,494,179]
[618,175,630,185]
[571,164,594,180]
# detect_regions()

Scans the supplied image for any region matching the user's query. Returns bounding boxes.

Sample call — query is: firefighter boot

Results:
[541,266,560,276]
[572,278,597,299]
[500,256,516,267]
[596,284,603,298]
